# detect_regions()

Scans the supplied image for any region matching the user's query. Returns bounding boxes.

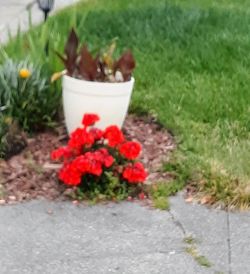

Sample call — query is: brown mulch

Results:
[0,115,175,205]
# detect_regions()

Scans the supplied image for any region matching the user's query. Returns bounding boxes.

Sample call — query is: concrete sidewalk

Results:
[0,194,249,274]
[0,0,79,43]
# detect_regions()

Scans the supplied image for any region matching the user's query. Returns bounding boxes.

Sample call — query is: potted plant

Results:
[54,29,136,133]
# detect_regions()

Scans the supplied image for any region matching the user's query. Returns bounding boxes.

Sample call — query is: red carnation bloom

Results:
[89,128,103,141]
[82,113,100,127]
[84,152,103,176]
[93,149,114,168]
[73,153,102,176]
[68,128,94,152]
[98,148,109,156]
[73,155,90,173]
[122,162,147,184]
[119,141,141,160]
[51,146,72,161]
[59,163,82,186]
[68,128,84,151]
[104,155,114,168]
[104,125,125,147]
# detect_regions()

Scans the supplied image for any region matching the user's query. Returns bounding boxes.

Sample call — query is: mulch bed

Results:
[0,115,175,205]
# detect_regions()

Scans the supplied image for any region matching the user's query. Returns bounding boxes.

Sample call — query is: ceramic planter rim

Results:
[63,74,135,86]
[63,75,135,97]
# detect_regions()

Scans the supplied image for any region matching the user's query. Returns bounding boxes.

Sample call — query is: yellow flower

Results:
[19,68,31,79]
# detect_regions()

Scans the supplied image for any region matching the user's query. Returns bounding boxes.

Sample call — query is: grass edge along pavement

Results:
[1,0,250,209]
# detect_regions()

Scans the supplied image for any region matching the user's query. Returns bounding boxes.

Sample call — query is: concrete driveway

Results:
[0,0,79,43]
[0,194,249,274]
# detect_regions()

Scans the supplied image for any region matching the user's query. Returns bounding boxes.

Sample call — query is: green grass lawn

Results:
[2,0,250,208]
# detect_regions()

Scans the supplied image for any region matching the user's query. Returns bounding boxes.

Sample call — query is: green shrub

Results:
[0,58,60,132]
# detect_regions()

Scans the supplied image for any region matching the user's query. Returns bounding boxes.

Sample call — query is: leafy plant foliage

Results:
[0,58,60,132]
[57,29,136,82]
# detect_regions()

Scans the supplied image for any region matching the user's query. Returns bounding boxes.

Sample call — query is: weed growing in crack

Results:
[184,236,212,268]
[183,236,199,245]
[185,246,212,268]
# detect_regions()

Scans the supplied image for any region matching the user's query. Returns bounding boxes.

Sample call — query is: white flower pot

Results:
[62,75,135,133]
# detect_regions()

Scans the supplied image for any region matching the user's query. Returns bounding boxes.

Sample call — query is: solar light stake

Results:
[37,0,55,22]
[37,0,54,55]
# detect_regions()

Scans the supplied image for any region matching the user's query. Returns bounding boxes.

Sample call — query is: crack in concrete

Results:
[168,207,231,273]
[168,210,187,237]
[226,210,232,274]
[167,210,214,270]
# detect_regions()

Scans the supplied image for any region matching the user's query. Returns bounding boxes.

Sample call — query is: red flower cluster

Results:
[51,146,72,161]
[59,149,114,186]
[68,128,95,153]
[103,125,125,147]
[122,162,147,183]
[51,113,147,187]
[58,162,82,186]
[119,141,141,160]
